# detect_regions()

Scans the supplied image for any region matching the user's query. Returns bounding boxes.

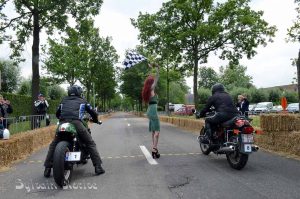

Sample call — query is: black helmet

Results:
[211,83,225,95]
[68,85,83,97]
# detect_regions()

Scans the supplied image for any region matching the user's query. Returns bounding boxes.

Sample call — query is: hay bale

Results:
[255,130,300,157]
[173,118,180,126]
[179,118,185,127]
[260,114,300,132]
[0,125,56,168]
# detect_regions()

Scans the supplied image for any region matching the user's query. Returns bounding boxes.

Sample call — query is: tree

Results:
[44,19,118,103]
[132,0,276,109]
[287,0,300,112]
[282,91,298,103]
[219,62,253,90]
[198,66,219,89]
[168,81,189,104]
[43,30,82,85]
[47,85,66,100]
[0,0,103,115]
[250,88,268,103]
[18,79,31,96]
[0,59,20,92]
[120,60,148,111]
[110,93,122,110]
[198,87,211,104]
[268,89,281,104]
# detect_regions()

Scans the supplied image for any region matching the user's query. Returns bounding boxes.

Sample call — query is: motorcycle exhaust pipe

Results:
[217,145,235,153]
[252,145,259,152]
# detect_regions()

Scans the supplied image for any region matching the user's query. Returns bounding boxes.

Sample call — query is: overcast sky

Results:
[0,0,299,90]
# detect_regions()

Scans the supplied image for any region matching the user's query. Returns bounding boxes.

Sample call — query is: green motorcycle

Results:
[53,120,102,187]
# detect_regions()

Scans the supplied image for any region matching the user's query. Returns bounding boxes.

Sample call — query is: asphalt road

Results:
[0,112,300,199]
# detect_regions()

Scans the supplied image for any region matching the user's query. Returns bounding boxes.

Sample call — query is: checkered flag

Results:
[122,51,147,69]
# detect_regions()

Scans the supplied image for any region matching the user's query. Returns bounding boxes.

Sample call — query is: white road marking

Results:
[139,145,158,165]
[128,123,131,127]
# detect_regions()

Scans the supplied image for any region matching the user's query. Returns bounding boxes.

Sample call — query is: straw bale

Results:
[0,126,56,168]
[255,131,300,157]
[261,114,300,132]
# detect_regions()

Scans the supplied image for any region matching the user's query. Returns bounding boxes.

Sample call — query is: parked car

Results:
[287,103,299,113]
[174,105,195,116]
[270,105,283,113]
[254,102,273,114]
[168,103,175,112]
[248,104,257,115]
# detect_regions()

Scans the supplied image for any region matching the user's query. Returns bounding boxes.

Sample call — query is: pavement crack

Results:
[168,177,190,199]
[168,177,190,189]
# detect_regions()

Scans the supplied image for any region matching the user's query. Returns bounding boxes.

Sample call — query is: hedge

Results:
[0,92,61,117]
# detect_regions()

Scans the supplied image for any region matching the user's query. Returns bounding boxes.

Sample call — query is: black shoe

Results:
[152,148,160,159]
[95,165,105,175]
[44,167,51,178]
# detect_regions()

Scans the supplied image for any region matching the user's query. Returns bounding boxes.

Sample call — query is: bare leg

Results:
[152,131,160,150]
[152,132,155,147]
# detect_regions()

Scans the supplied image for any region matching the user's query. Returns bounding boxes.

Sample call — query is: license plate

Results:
[65,152,81,161]
[242,134,254,143]
[244,144,252,152]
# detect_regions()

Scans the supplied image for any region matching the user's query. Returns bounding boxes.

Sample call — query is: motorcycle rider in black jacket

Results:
[44,85,105,177]
[199,83,239,144]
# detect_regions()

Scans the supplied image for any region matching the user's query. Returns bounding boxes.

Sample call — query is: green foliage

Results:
[17,80,31,96]
[287,0,300,42]
[110,93,122,110]
[268,89,282,104]
[133,0,276,109]
[169,82,188,104]
[198,88,211,104]
[0,59,20,93]
[0,0,103,114]
[0,92,61,117]
[198,67,219,89]
[47,85,66,100]
[17,77,66,100]
[282,91,299,103]
[44,19,118,106]
[219,62,253,90]
[120,59,148,110]
[250,88,268,103]
[287,0,300,106]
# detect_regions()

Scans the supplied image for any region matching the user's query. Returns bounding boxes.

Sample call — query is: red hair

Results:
[142,75,154,103]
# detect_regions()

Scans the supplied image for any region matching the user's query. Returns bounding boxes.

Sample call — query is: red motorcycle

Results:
[196,112,260,170]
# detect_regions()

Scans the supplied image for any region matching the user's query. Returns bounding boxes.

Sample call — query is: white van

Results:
[254,102,273,114]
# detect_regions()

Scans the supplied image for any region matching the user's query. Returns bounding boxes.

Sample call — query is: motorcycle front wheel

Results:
[226,151,249,170]
[53,141,73,187]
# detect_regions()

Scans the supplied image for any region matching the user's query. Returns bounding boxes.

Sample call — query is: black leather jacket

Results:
[200,91,239,118]
[56,96,98,123]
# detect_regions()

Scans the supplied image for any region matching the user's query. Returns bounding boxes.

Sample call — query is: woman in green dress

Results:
[142,63,160,159]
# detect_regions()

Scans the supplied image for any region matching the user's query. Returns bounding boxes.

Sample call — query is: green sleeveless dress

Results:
[146,95,160,132]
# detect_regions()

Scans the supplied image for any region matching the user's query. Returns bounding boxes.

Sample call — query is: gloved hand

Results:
[195,112,201,119]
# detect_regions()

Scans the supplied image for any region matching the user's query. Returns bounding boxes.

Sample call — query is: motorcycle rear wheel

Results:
[226,151,249,170]
[198,127,212,155]
[53,141,73,187]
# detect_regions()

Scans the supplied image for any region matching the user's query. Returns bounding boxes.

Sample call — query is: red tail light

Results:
[243,126,254,134]
[235,119,245,127]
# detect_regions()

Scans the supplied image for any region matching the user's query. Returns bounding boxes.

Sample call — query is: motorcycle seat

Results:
[221,116,238,128]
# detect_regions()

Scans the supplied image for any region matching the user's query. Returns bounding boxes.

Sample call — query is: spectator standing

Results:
[237,94,249,117]
[0,95,13,129]
[34,94,50,127]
